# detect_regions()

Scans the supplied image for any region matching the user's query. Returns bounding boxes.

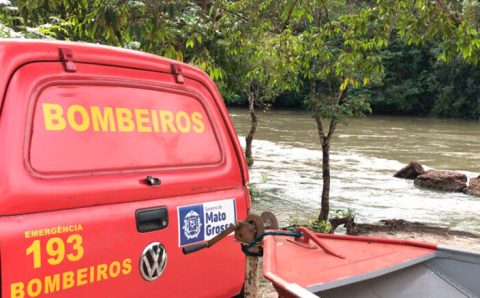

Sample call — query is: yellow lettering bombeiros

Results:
[42,103,205,134]
[10,258,132,298]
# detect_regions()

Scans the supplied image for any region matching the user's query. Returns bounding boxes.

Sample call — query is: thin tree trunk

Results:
[311,81,343,222]
[319,136,330,221]
[311,80,331,222]
[317,117,338,222]
[245,90,257,166]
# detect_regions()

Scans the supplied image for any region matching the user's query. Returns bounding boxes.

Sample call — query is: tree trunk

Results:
[319,136,330,221]
[311,81,342,222]
[245,91,257,166]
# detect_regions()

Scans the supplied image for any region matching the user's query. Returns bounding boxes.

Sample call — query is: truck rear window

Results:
[29,84,222,174]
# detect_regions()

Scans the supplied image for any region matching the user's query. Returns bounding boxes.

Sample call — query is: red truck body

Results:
[0,40,250,298]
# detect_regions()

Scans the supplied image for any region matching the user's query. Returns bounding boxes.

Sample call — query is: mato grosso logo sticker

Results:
[139,242,167,282]
[182,210,203,240]
[177,199,236,247]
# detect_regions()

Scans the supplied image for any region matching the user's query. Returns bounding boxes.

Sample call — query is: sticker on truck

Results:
[10,224,132,298]
[177,199,236,246]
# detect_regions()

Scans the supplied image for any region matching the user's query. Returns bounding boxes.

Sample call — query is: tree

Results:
[223,38,281,166]
[275,1,386,221]
[214,1,286,166]
[273,0,480,221]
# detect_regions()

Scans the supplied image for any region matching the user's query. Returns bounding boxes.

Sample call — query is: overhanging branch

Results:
[434,0,461,25]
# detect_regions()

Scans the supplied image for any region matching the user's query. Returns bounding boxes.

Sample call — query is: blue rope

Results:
[242,230,302,256]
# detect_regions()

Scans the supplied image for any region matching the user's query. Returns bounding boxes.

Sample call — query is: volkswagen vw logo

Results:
[140,242,167,281]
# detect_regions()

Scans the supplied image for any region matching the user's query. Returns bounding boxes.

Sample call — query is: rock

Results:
[394,161,425,179]
[466,176,480,197]
[414,170,467,192]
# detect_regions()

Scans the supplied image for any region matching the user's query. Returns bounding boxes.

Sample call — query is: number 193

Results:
[26,234,84,269]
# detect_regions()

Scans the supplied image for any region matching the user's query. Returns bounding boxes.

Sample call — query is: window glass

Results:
[30,84,222,174]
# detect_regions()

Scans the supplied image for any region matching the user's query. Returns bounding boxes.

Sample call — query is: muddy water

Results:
[228,108,480,234]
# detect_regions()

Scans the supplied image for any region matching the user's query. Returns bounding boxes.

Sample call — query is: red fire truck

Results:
[0,40,250,298]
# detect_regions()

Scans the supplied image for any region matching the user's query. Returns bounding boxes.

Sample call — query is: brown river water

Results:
[228,108,480,234]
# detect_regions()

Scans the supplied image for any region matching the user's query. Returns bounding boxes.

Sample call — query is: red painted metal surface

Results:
[0,41,248,215]
[294,227,345,259]
[1,191,247,298]
[0,40,249,297]
[263,230,437,297]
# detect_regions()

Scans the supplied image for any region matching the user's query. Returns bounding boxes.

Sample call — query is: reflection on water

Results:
[229,108,480,234]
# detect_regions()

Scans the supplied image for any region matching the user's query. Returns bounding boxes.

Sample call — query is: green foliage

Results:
[306,219,331,233]
[431,59,480,119]
[0,1,26,38]
[260,0,389,136]
[247,183,260,200]
[356,39,437,115]
[287,213,331,233]
[275,92,308,108]
[356,37,480,119]
[214,0,288,109]
[0,0,224,79]
[2,0,479,120]
[218,83,244,105]
[371,0,480,65]
[463,0,480,25]
[332,208,356,219]
[288,207,357,233]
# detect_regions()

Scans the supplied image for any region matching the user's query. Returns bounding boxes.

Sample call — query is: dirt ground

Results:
[256,226,480,297]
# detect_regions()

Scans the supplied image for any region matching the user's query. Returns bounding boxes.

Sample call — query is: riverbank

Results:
[355,219,480,242]
[257,223,480,297]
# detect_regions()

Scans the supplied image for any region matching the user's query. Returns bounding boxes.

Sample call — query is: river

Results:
[228,108,480,234]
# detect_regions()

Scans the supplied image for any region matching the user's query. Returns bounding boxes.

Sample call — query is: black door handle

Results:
[136,207,168,232]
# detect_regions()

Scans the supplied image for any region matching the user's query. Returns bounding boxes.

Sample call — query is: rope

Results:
[242,230,302,256]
